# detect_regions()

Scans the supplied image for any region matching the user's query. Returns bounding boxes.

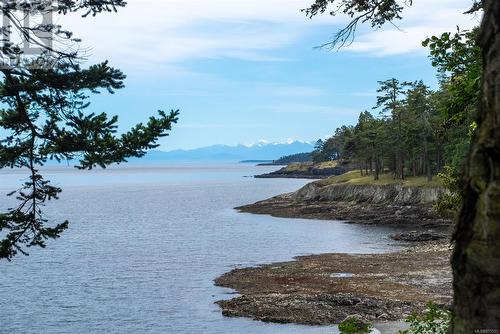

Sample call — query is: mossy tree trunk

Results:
[451,0,500,331]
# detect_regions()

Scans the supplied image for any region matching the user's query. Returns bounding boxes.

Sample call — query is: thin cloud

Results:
[55,0,478,70]
[346,0,480,56]
[57,0,318,69]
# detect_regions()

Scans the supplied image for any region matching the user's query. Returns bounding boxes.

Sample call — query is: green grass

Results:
[315,161,339,169]
[284,162,311,172]
[317,170,441,187]
[282,161,338,172]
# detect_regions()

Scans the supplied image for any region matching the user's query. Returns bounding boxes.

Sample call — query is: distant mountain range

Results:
[134,140,315,163]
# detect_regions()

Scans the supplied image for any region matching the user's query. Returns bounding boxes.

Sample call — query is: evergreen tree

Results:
[306,0,500,329]
[0,1,179,260]
[373,78,410,179]
[404,81,436,181]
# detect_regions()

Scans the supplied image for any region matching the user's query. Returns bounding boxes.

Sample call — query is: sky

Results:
[57,0,480,150]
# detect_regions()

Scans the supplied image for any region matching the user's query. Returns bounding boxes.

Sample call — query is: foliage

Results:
[0,1,178,261]
[304,0,411,48]
[273,152,312,165]
[434,166,463,218]
[399,302,450,334]
[423,27,481,218]
[311,23,481,193]
[307,0,494,330]
[313,80,445,182]
[338,315,373,334]
[422,28,481,127]
[312,126,353,163]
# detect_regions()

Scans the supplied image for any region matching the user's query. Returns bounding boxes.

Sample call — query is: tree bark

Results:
[437,141,443,172]
[451,0,500,331]
[396,117,404,180]
[424,136,432,182]
[373,144,380,181]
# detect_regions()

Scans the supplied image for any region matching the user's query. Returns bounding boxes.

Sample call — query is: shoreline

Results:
[215,242,452,325]
[214,178,453,326]
[236,194,452,242]
[254,162,350,180]
[237,180,452,239]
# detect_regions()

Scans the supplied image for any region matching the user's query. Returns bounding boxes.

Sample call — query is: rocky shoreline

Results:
[237,193,449,229]
[215,242,452,325]
[255,165,349,179]
[214,179,453,327]
[237,182,451,232]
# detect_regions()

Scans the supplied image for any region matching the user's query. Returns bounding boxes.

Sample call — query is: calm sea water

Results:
[0,164,401,334]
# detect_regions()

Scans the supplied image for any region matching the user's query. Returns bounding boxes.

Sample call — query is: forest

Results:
[272,152,313,164]
[311,27,480,216]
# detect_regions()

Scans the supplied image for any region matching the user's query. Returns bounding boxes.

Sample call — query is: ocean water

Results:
[0,164,401,334]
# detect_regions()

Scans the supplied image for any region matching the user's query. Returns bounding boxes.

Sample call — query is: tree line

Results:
[308,1,497,330]
[273,152,312,165]
[312,28,480,190]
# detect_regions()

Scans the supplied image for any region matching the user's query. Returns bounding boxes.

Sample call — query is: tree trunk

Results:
[398,113,405,180]
[400,158,405,180]
[437,141,443,172]
[423,136,432,182]
[373,146,379,181]
[451,0,500,331]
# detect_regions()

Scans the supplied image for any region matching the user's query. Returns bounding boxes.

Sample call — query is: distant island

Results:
[134,140,315,163]
[239,160,274,164]
[257,152,312,166]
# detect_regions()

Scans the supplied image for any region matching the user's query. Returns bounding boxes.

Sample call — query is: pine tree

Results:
[373,78,410,180]
[306,0,499,329]
[0,1,179,260]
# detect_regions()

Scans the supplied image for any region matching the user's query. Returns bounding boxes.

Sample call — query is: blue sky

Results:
[59,0,480,150]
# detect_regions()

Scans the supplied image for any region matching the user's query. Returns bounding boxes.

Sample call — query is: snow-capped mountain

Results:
[139,140,314,163]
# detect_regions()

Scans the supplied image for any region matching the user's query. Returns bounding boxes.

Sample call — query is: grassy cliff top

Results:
[282,161,338,172]
[317,170,441,188]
